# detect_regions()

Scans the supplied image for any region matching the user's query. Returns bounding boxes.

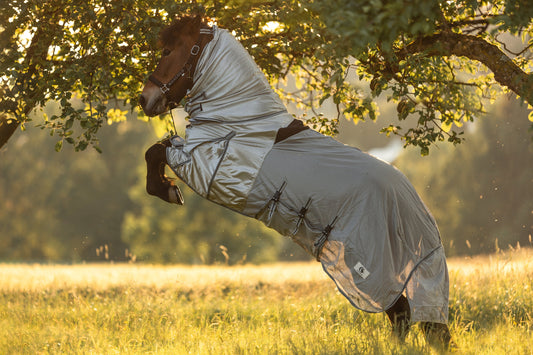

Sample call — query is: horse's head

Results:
[139,15,206,117]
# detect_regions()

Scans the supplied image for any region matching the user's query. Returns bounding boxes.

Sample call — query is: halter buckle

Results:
[160,84,170,94]
[190,44,200,56]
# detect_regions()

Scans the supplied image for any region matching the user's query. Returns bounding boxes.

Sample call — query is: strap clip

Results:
[313,216,339,261]
[190,44,200,56]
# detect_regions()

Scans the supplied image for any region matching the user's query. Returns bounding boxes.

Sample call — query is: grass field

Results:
[1,249,532,354]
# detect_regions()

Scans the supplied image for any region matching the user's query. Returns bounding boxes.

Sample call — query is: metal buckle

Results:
[160,84,170,94]
[190,44,200,56]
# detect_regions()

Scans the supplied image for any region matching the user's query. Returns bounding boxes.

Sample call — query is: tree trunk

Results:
[402,32,533,106]
[0,25,52,150]
[0,115,20,150]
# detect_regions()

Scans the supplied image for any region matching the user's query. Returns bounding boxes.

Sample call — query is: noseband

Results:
[148,27,213,105]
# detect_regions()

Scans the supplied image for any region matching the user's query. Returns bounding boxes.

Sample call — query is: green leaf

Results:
[55,140,63,152]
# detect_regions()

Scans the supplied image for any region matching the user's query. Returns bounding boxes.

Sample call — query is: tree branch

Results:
[400,32,533,106]
[442,18,493,29]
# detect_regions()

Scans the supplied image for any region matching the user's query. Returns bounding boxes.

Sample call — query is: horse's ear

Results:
[190,15,202,31]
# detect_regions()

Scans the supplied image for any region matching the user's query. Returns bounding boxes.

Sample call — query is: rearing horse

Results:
[140,15,452,347]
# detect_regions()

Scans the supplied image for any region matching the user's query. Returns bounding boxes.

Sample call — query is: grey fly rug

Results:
[167,26,449,323]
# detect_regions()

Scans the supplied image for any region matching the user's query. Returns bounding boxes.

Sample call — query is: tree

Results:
[1,0,531,154]
[308,0,533,154]
[0,0,170,150]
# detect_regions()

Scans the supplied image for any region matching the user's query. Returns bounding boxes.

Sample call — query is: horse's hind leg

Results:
[145,141,183,204]
[385,294,411,342]
[420,322,453,349]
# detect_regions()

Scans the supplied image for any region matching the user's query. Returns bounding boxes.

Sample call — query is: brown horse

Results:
[140,15,452,348]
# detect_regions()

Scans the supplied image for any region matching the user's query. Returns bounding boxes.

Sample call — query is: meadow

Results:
[1,248,532,354]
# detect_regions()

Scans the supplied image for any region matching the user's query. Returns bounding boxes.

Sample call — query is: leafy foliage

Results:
[1,0,532,153]
[1,0,183,150]
[311,0,532,154]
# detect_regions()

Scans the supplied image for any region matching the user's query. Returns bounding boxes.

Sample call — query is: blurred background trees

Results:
[1,97,530,262]
[395,98,533,256]
[0,103,146,261]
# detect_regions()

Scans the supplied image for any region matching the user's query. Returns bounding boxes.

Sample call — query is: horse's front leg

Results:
[145,140,184,204]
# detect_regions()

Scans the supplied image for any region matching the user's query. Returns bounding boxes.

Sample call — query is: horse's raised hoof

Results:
[168,186,184,205]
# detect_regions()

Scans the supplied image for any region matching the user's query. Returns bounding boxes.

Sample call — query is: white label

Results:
[354,262,370,279]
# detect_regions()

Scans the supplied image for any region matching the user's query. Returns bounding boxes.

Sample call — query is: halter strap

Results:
[148,27,213,97]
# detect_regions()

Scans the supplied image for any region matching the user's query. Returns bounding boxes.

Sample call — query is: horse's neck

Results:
[188,28,284,115]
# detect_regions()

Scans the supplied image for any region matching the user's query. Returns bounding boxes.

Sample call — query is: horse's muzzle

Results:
[139,89,168,117]
[138,94,147,110]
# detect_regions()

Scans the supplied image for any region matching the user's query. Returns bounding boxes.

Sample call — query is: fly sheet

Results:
[166,26,449,323]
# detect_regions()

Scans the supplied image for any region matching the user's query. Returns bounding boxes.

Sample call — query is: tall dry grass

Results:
[0,249,532,354]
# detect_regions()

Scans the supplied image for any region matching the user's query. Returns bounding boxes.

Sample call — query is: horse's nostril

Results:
[139,94,146,108]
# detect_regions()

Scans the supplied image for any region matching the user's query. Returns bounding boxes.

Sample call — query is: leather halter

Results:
[148,27,213,105]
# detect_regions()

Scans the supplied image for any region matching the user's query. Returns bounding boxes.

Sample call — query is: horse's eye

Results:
[162,48,171,56]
